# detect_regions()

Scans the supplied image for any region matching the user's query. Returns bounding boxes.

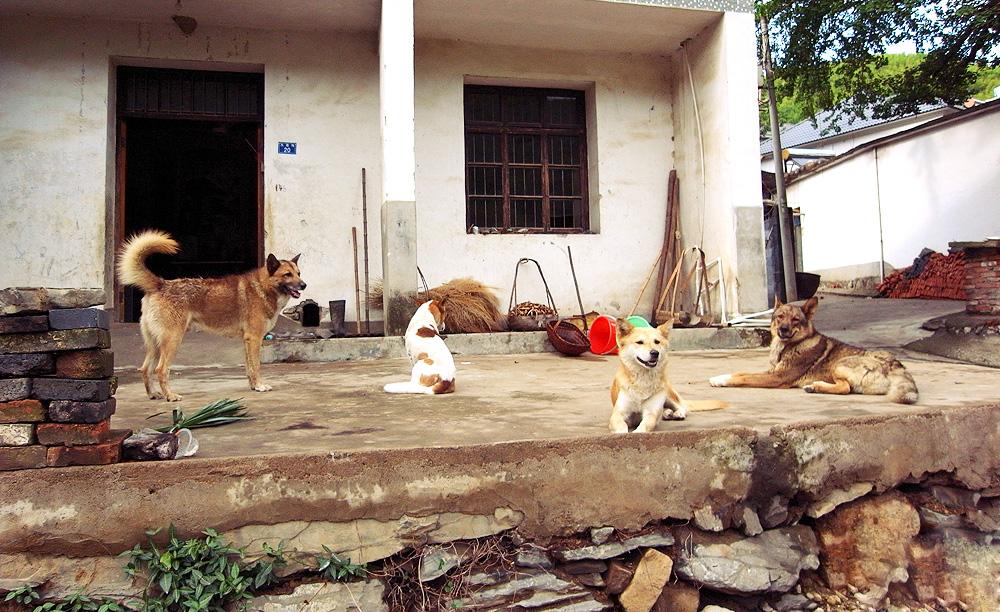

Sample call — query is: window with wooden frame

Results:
[464,85,589,233]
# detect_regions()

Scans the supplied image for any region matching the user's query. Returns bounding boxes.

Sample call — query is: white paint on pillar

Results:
[379,0,419,335]
[380,0,416,203]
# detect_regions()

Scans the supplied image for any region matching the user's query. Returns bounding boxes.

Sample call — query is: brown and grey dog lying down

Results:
[118,230,307,401]
[709,297,918,404]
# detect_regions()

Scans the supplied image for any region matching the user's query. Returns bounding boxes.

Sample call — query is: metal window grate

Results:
[118,66,263,120]
[464,85,588,233]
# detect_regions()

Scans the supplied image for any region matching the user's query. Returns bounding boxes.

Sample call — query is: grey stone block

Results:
[48,398,117,424]
[0,315,49,334]
[0,329,110,355]
[0,353,54,377]
[0,288,105,315]
[0,378,31,402]
[32,378,114,402]
[48,308,110,331]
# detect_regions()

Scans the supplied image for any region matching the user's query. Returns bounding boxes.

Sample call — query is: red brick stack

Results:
[0,288,130,471]
[876,252,967,300]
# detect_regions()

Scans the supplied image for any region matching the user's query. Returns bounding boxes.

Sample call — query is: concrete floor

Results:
[109,295,998,460]
[110,350,1000,459]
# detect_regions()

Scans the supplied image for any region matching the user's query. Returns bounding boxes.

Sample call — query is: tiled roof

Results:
[760,101,950,155]
[784,97,1000,184]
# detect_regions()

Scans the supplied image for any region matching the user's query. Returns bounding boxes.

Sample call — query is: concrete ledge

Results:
[262,327,771,363]
[1,403,996,560]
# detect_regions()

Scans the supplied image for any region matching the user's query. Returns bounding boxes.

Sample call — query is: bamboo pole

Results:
[351,227,362,335]
[567,246,588,332]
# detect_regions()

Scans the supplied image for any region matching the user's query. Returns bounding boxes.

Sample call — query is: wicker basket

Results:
[546,320,590,356]
[507,258,559,331]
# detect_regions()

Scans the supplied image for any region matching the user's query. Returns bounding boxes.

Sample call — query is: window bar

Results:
[500,127,511,230]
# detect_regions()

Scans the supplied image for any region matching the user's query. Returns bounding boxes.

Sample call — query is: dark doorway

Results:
[115,67,264,322]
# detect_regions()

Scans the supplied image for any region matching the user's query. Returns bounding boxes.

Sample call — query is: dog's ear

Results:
[656,319,673,336]
[290,254,301,264]
[773,296,784,308]
[616,317,634,344]
[427,300,445,327]
[266,254,280,276]
[802,296,819,319]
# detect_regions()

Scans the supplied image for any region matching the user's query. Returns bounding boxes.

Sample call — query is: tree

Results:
[758,0,1000,124]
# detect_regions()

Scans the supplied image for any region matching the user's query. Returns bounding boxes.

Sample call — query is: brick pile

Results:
[960,250,1000,314]
[0,288,130,471]
[876,251,967,300]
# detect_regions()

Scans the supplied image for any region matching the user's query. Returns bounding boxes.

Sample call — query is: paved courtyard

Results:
[106,294,1000,459]
[110,351,997,459]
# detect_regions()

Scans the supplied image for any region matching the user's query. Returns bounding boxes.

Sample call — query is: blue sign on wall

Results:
[278,142,297,155]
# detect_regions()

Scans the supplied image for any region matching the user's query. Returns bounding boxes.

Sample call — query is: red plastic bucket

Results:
[588,315,619,355]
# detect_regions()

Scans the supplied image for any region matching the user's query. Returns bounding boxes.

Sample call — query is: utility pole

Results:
[760,13,798,303]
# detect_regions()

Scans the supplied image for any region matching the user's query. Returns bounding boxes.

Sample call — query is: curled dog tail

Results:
[685,400,732,412]
[117,230,179,293]
[887,362,918,404]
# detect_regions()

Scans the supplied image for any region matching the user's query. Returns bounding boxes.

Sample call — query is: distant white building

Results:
[782,99,1000,284]
[760,102,957,172]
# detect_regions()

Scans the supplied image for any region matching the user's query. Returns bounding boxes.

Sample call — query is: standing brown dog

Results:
[709,297,918,404]
[117,230,306,401]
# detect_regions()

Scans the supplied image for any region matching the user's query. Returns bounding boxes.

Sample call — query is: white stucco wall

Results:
[413,38,676,317]
[670,12,766,313]
[786,152,884,278]
[2,9,764,324]
[787,107,1000,279]
[0,15,382,309]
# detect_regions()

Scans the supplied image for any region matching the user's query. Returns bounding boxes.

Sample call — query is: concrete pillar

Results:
[721,12,769,313]
[673,12,768,315]
[379,0,418,335]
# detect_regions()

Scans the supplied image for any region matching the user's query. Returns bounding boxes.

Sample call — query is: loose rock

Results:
[619,549,673,612]
[815,491,919,592]
[605,560,633,595]
[806,482,874,518]
[591,526,615,544]
[653,581,699,612]
[418,542,469,582]
[554,531,674,562]
[741,507,764,536]
[245,580,386,611]
[516,544,554,570]
[673,526,819,594]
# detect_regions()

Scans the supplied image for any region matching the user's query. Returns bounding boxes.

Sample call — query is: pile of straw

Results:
[427,278,506,333]
[366,277,506,333]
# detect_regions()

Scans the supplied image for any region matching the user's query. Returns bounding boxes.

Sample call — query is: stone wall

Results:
[5,481,992,610]
[234,481,998,611]
[1,403,997,610]
[0,288,128,471]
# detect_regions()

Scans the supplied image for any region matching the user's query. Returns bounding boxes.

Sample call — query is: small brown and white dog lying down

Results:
[610,319,729,433]
[709,297,918,404]
[383,300,456,395]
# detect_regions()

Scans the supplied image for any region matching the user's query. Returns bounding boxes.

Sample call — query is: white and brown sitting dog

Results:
[383,300,456,395]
